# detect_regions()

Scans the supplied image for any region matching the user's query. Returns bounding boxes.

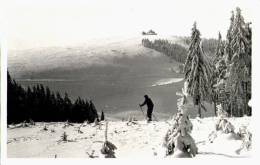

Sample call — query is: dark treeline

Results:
[142,39,188,63]
[7,71,99,124]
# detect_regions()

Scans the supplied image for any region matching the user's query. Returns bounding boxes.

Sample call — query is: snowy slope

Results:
[7,117,251,158]
[8,35,181,78]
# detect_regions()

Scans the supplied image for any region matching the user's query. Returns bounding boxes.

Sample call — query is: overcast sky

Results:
[3,0,256,50]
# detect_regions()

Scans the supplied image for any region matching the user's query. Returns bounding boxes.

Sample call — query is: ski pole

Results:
[139,105,147,120]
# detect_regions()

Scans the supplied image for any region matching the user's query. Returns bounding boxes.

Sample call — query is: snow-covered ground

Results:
[7,117,251,158]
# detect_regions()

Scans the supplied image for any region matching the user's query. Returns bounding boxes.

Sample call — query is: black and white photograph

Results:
[4,0,255,159]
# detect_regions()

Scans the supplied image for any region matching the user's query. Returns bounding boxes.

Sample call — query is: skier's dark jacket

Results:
[140,96,154,109]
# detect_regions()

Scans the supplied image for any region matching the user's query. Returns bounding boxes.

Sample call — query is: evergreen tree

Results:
[227,7,251,116]
[214,32,225,64]
[183,22,212,118]
[224,10,235,64]
[90,100,99,122]
[101,111,105,121]
[164,85,198,157]
[211,32,226,116]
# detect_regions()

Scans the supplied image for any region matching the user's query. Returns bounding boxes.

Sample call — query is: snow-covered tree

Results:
[183,22,212,118]
[215,104,235,133]
[60,132,68,141]
[224,10,235,64]
[164,83,198,157]
[214,32,225,64]
[101,111,105,121]
[227,7,251,117]
[211,32,226,116]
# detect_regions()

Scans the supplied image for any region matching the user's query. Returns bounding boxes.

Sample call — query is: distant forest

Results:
[141,38,218,64]
[7,71,99,124]
[142,39,188,63]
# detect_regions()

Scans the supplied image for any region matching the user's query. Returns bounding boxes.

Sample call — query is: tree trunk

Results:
[213,100,217,116]
[198,103,202,118]
[230,100,233,117]
[245,81,248,116]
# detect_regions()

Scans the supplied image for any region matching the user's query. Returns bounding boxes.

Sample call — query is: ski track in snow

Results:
[7,117,251,158]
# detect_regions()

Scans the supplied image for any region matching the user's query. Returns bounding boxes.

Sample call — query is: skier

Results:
[139,95,154,121]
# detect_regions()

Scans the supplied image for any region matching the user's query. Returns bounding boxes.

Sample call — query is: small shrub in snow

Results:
[61,132,68,142]
[100,122,117,158]
[42,125,48,131]
[236,126,252,154]
[215,104,234,133]
[86,150,99,158]
[63,120,74,128]
[216,104,228,118]
[21,121,30,127]
[101,141,117,158]
[29,119,35,126]
[216,118,235,133]
[126,116,138,126]
[77,127,83,134]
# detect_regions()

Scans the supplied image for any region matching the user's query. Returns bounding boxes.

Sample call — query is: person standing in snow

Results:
[139,95,154,121]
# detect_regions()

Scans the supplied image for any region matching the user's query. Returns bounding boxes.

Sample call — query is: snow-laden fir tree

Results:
[61,132,68,142]
[227,7,251,117]
[183,22,212,118]
[213,59,229,116]
[101,111,105,121]
[164,82,198,158]
[212,32,226,116]
[214,32,225,64]
[224,10,235,64]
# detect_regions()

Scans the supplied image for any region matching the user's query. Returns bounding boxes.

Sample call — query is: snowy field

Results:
[7,117,251,158]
